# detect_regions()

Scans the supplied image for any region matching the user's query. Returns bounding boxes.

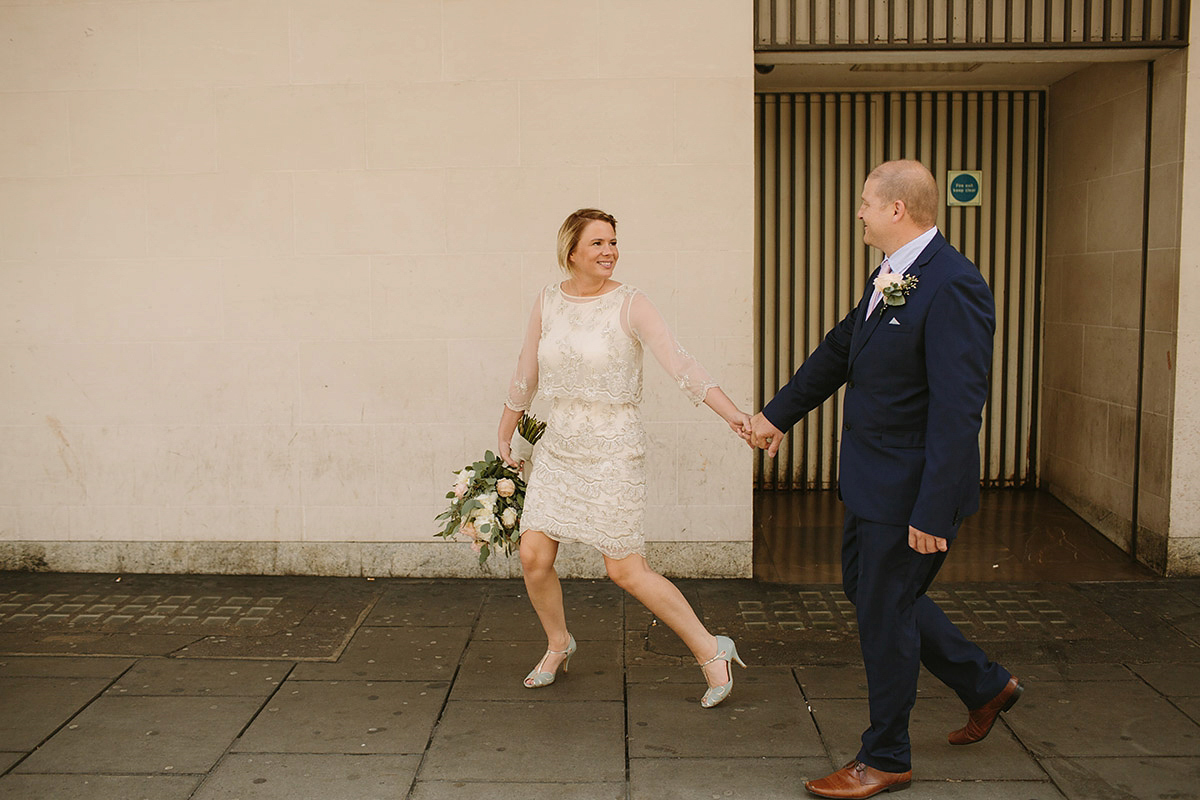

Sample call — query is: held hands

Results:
[746,412,785,457]
[726,409,752,441]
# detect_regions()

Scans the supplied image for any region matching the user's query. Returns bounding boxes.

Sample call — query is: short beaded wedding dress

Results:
[505,282,718,558]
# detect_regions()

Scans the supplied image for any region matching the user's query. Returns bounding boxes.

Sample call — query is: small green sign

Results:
[947,170,983,207]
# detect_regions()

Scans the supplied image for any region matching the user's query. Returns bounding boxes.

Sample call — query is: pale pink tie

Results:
[867,259,891,318]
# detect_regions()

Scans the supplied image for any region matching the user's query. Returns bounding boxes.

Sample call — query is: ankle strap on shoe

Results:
[699,645,729,668]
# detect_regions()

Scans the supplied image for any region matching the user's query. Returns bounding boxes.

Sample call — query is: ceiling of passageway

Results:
[755,47,1174,90]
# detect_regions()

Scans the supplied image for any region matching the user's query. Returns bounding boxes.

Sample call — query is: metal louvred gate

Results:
[755,90,1044,490]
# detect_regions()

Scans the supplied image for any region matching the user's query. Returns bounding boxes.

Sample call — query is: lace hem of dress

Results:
[536,385,643,406]
[520,519,643,560]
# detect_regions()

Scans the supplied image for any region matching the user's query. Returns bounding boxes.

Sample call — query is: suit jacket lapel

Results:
[849,233,945,367]
[849,267,880,365]
[850,298,887,363]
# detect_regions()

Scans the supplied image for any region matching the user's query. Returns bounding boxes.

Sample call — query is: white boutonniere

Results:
[874,272,919,307]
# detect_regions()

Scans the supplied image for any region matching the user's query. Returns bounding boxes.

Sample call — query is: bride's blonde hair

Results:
[557,208,617,275]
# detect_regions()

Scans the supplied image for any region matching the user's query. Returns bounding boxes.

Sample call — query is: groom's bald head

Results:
[867,160,939,229]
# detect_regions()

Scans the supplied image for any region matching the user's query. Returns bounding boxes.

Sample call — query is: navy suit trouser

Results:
[842,511,1011,772]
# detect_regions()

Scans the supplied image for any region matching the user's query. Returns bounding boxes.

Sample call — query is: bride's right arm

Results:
[499,290,544,468]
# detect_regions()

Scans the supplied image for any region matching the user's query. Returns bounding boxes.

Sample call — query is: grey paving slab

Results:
[626,627,689,667]
[812,698,1043,780]
[363,581,488,627]
[1007,663,1140,683]
[192,753,420,800]
[900,782,1066,799]
[792,664,955,699]
[1069,584,1200,660]
[1176,696,1200,724]
[16,695,263,774]
[289,626,469,681]
[1004,679,1200,757]
[174,628,353,661]
[626,664,709,683]
[627,667,822,758]
[630,757,827,800]
[452,639,622,702]
[0,656,135,678]
[411,781,625,800]
[0,676,110,750]
[1041,756,1200,800]
[1128,662,1200,696]
[234,679,448,754]
[0,631,203,657]
[107,658,289,697]
[0,573,376,640]
[1174,615,1200,640]
[475,584,623,642]
[0,774,202,800]
[0,751,23,772]
[173,592,371,661]
[421,700,624,782]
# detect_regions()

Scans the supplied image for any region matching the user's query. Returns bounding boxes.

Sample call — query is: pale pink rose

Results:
[501,507,518,528]
[874,272,902,291]
[460,521,478,540]
[496,478,516,497]
[453,482,467,498]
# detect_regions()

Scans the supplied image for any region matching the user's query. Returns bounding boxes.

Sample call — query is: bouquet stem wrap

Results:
[510,432,535,481]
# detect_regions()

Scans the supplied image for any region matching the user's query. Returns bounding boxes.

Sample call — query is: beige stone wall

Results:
[1171,11,1200,575]
[0,0,756,576]
[1145,49,1188,572]
[1042,56,1185,572]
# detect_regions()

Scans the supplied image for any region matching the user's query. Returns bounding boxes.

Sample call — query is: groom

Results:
[748,160,1022,798]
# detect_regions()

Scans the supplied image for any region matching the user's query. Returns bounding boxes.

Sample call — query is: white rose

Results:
[477,492,497,513]
[496,478,516,497]
[501,507,518,528]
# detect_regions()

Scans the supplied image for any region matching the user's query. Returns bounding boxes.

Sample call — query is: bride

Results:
[497,208,750,708]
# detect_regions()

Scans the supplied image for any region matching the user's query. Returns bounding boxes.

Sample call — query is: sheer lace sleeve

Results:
[505,288,544,412]
[626,289,718,406]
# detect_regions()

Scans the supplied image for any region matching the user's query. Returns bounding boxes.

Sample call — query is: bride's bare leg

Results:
[603,554,728,688]
[519,530,572,673]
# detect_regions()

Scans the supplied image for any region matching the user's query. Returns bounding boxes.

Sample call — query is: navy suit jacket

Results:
[763,232,996,541]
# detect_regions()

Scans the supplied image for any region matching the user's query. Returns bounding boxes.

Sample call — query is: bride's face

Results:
[568,220,618,282]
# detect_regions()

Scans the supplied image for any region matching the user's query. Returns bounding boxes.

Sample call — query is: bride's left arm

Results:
[627,291,750,437]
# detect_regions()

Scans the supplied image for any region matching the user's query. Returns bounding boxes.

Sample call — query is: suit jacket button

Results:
[847,380,855,389]
[843,422,852,431]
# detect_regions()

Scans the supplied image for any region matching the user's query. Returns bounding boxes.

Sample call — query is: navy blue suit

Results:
[764,232,1010,772]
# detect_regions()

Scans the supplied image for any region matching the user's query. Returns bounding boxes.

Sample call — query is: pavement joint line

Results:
[185,659,299,798]
[792,664,835,774]
[402,582,490,800]
[322,591,382,664]
[2,656,138,780]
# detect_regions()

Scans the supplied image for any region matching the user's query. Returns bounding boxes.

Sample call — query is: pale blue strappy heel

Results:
[524,634,577,688]
[699,635,746,708]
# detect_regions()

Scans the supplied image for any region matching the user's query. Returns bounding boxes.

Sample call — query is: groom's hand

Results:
[747,413,785,457]
[909,526,949,554]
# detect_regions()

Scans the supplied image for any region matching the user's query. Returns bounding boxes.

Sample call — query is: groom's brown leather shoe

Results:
[948,676,1023,745]
[804,761,912,798]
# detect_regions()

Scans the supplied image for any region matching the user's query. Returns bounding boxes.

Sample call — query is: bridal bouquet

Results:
[435,414,546,564]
